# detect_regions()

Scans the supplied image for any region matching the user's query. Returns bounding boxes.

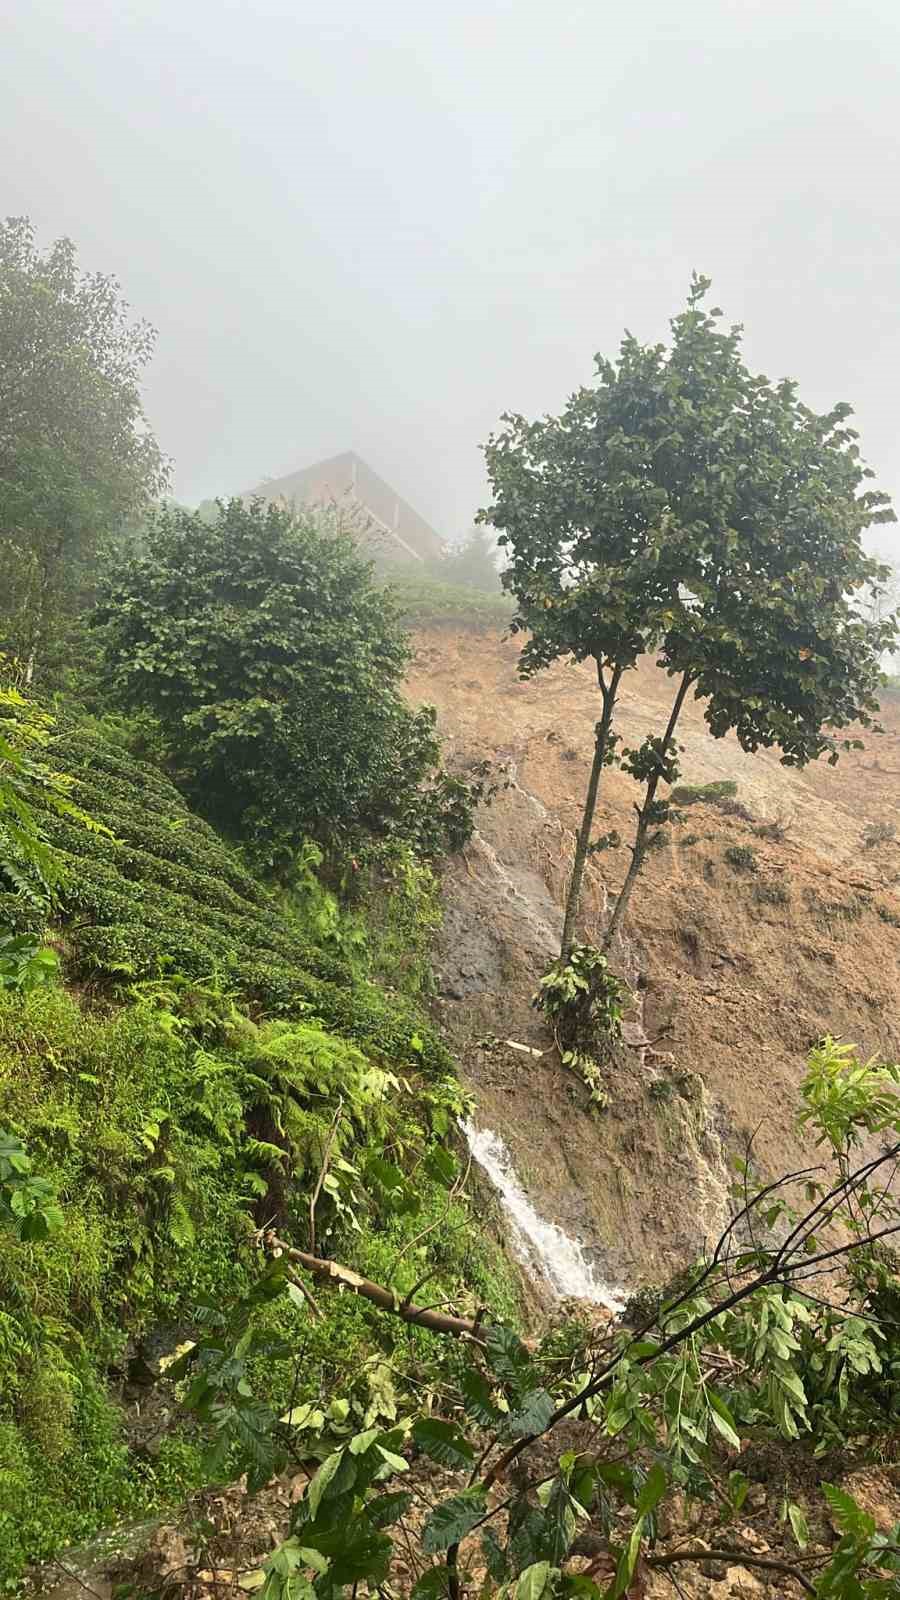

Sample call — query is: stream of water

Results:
[462,1120,624,1313]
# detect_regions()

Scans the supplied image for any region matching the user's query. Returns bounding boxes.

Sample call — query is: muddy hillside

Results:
[406,621,900,1295]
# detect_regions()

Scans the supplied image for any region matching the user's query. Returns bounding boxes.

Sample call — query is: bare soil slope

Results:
[407,624,900,1291]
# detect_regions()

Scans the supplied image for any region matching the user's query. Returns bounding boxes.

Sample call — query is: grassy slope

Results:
[383,569,514,630]
[0,717,515,1583]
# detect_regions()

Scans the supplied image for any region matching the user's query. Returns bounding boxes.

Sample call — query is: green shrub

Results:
[388,574,514,628]
[724,844,758,873]
[803,885,869,925]
[862,820,896,850]
[94,499,483,862]
[754,880,791,906]
[0,974,507,1580]
[671,780,738,806]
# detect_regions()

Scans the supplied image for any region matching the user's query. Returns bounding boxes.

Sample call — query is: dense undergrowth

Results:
[0,713,516,1586]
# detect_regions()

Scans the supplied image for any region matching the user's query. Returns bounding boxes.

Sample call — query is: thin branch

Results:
[284,1263,322,1318]
[388,1153,471,1295]
[646,1546,817,1595]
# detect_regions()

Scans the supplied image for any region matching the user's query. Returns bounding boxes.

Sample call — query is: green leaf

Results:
[822,1484,876,1538]
[422,1487,488,1554]
[708,1392,742,1450]
[505,1387,555,1437]
[366,1490,413,1529]
[612,1517,645,1598]
[286,1281,317,1317]
[485,1322,532,1386]
[280,1403,325,1430]
[517,1560,553,1600]
[307,1449,348,1519]
[460,1369,502,1426]
[728,1471,749,1511]
[413,1416,475,1468]
[787,1503,809,1550]
[636,1462,667,1517]
[482,1527,509,1583]
[349,1428,379,1455]
[412,1569,454,1599]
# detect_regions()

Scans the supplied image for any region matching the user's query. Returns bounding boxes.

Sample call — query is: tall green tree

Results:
[95,498,479,868]
[482,277,897,956]
[0,217,167,678]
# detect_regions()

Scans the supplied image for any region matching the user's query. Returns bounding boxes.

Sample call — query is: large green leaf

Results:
[635,1463,667,1518]
[422,1487,488,1554]
[516,1560,553,1600]
[412,1416,475,1469]
[307,1448,352,1520]
[460,1368,502,1426]
[505,1388,556,1438]
[366,1490,413,1530]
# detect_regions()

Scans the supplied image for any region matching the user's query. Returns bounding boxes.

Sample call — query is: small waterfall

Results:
[463,1121,624,1313]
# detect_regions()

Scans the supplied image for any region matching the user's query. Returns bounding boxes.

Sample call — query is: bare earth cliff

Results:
[406,621,900,1295]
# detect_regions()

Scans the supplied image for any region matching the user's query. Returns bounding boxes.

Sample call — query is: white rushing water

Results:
[462,1120,624,1313]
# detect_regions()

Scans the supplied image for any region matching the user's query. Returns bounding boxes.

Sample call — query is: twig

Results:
[285,1263,322,1318]
[389,1153,472,1298]
[647,1546,817,1595]
[46,1560,109,1600]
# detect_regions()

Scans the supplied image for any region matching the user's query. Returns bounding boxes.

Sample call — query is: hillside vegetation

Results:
[4,222,900,1600]
[0,709,515,1581]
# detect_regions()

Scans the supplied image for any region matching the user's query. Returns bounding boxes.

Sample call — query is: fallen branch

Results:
[259,1230,486,1343]
[646,1545,817,1596]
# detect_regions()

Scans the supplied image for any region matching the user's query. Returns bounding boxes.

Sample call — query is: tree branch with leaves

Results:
[170,1036,900,1600]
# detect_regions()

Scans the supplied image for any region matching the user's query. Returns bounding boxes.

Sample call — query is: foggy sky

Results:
[4,0,900,555]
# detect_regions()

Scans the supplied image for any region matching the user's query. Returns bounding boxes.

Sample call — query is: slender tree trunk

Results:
[559,660,623,960]
[603,671,692,952]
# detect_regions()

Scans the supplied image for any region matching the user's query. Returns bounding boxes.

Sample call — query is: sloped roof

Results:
[250,450,444,562]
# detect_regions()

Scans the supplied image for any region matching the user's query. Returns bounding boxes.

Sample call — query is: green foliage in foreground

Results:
[184,1039,900,1600]
[0,712,516,1584]
[0,981,514,1584]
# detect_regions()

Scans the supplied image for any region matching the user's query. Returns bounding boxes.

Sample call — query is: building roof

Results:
[250,450,444,563]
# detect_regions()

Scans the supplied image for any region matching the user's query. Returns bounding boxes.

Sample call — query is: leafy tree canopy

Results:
[482,275,898,951]
[95,498,479,868]
[0,215,167,677]
[485,274,896,761]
